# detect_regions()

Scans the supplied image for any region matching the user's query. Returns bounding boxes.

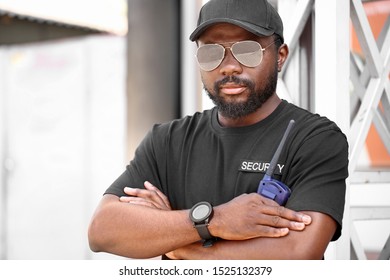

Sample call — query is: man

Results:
[88,0,348,259]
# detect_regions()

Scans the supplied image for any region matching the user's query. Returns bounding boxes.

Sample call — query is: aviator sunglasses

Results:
[196,40,278,71]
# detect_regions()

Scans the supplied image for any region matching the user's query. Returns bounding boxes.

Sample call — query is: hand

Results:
[165,250,180,260]
[165,243,199,260]
[119,181,172,210]
[211,193,312,241]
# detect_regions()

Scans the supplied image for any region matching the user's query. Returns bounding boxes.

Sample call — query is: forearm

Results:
[88,194,199,259]
[170,211,336,260]
[171,234,306,260]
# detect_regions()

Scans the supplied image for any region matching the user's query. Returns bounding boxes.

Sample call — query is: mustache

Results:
[214,76,254,92]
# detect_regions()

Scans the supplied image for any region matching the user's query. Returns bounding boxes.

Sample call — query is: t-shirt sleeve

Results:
[104,125,164,197]
[285,128,349,241]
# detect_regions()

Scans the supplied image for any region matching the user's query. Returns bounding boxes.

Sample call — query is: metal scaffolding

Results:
[279,0,390,260]
[349,0,390,260]
[278,0,390,260]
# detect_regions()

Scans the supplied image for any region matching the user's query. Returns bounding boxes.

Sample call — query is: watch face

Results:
[192,203,211,222]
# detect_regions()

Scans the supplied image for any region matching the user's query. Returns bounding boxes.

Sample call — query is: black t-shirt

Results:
[105,100,348,241]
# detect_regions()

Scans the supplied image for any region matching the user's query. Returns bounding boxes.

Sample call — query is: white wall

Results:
[0,35,127,259]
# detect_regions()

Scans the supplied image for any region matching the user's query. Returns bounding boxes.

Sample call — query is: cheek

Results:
[200,72,215,91]
[252,64,275,85]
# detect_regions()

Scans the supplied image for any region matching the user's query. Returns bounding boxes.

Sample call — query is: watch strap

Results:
[194,222,213,240]
[194,224,218,247]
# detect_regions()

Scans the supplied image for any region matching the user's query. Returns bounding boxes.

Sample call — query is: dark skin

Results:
[199,25,283,127]
[88,23,337,259]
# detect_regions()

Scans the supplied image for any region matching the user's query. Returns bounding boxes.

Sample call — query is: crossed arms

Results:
[88,181,337,259]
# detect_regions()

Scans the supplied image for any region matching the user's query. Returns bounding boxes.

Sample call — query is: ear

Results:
[277,44,289,72]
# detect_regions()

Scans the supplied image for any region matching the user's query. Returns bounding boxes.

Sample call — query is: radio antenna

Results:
[265,119,295,178]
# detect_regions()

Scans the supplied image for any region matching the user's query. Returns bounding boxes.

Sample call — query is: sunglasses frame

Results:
[196,40,278,72]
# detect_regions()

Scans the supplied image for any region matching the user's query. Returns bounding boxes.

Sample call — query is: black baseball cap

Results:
[190,0,284,43]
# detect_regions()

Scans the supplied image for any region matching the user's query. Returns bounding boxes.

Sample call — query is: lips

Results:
[220,83,246,95]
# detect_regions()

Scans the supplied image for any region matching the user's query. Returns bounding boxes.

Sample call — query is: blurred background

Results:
[0,0,389,260]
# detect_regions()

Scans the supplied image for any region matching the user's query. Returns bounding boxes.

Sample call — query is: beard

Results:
[204,66,278,120]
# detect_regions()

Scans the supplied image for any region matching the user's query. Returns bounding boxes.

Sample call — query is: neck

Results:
[217,94,282,128]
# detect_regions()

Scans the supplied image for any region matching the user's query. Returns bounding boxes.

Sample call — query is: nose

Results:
[219,48,243,76]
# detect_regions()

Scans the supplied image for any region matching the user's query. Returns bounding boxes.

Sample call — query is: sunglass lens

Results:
[232,41,262,67]
[196,44,224,71]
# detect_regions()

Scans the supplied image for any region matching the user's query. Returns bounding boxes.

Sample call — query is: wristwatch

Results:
[189,201,216,247]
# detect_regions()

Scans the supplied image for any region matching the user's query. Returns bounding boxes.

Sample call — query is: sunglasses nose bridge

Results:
[220,46,243,69]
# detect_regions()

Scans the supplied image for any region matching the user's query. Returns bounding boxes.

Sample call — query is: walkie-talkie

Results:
[257,120,295,205]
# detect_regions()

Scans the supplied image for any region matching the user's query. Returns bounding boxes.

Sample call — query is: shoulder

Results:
[283,101,347,142]
[277,101,349,165]
[148,109,214,141]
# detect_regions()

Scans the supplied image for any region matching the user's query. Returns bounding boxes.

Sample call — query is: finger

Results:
[123,187,143,196]
[260,203,312,225]
[255,195,312,225]
[165,251,179,260]
[254,209,309,232]
[119,196,132,203]
[123,184,167,207]
[123,186,161,202]
[251,212,304,232]
[256,226,289,238]
[144,181,172,209]
[122,187,170,210]
[120,196,161,209]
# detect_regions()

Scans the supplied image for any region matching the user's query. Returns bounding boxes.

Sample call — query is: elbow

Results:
[87,195,121,254]
[88,217,104,253]
[88,212,114,254]
[87,204,153,259]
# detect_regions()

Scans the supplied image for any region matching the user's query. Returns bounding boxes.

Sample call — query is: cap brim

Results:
[189,18,274,41]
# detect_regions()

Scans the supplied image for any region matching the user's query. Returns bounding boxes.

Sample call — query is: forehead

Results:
[197,23,261,44]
